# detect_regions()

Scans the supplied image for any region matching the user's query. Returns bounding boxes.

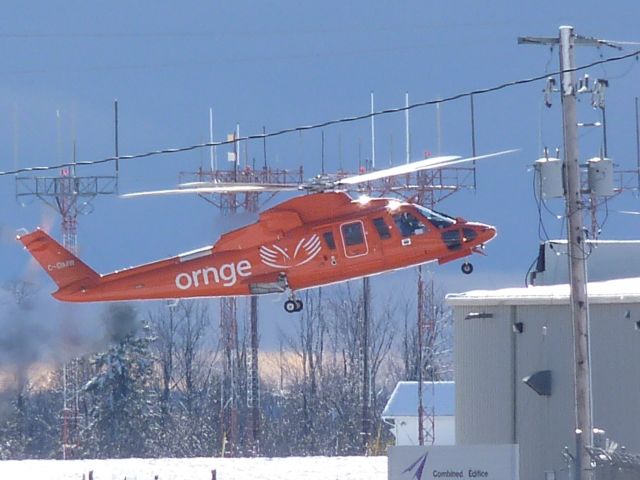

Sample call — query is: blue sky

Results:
[1,1,639,350]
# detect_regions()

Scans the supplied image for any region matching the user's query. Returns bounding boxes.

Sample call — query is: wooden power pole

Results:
[519,25,597,480]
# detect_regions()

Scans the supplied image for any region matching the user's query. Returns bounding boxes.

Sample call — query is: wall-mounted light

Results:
[512,322,524,334]
[465,312,494,320]
[523,370,552,396]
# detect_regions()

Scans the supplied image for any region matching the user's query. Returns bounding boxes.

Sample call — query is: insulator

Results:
[534,157,564,199]
[587,157,614,196]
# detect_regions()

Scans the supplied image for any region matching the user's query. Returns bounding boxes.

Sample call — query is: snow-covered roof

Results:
[447,277,640,307]
[382,381,455,418]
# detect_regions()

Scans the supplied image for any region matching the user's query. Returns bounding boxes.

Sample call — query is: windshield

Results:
[414,204,456,229]
[393,211,426,238]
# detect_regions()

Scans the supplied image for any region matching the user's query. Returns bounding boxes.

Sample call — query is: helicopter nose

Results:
[478,224,497,243]
[462,224,496,245]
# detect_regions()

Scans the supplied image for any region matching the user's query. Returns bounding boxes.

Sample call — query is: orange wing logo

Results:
[259,234,322,269]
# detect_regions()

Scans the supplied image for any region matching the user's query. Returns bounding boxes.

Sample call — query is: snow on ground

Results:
[1,455,387,480]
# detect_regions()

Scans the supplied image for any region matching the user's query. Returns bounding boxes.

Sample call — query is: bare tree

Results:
[149,304,179,418]
[399,279,453,381]
[174,301,210,410]
[369,300,397,411]
[327,280,396,454]
[149,300,219,456]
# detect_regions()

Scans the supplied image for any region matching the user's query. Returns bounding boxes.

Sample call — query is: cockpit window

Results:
[341,222,365,246]
[323,231,336,250]
[372,217,391,239]
[414,205,456,229]
[393,212,426,238]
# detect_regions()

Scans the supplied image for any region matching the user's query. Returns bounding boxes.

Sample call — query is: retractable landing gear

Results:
[280,272,303,313]
[284,298,303,313]
[461,262,474,275]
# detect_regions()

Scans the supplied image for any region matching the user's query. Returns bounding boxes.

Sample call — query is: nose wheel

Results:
[284,298,304,313]
[461,262,474,275]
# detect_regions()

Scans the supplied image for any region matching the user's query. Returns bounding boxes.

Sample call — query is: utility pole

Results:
[559,28,592,480]
[249,295,260,452]
[417,265,425,446]
[519,26,596,480]
[361,275,371,452]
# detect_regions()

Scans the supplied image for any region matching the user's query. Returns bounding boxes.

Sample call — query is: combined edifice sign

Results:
[388,445,519,480]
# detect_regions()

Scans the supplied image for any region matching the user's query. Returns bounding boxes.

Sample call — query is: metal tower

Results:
[180,131,304,455]
[15,104,119,459]
[358,93,481,448]
[15,166,117,459]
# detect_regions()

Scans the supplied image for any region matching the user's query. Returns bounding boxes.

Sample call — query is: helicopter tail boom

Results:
[17,229,100,291]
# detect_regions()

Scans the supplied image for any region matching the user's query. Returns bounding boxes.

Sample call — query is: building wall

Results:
[434,416,455,445]
[391,415,455,446]
[453,300,640,480]
[454,305,515,444]
[513,305,575,480]
[589,303,640,449]
[392,416,417,446]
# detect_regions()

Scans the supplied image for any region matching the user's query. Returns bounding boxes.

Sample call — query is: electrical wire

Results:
[544,45,555,74]
[559,214,567,245]
[590,196,610,240]
[601,55,638,80]
[2,48,640,177]
[601,197,610,233]
[524,254,539,287]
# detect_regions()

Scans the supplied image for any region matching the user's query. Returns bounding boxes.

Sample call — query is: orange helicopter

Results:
[18,150,513,312]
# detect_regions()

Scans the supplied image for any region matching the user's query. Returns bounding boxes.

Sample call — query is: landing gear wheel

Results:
[461,262,474,275]
[284,300,298,313]
[294,299,304,312]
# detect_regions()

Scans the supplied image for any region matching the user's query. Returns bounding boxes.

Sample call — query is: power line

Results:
[2,48,639,177]
[0,22,517,40]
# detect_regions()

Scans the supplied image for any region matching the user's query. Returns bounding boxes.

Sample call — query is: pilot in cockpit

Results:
[394,211,425,237]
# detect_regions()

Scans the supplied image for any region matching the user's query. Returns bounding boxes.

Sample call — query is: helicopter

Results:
[18,150,514,312]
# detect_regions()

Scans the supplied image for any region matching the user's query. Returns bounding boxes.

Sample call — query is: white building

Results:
[447,277,640,480]
[530,239,640,285]
[381,381,455,446]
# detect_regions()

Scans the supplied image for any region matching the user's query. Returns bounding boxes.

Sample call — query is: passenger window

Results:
[372,217,391,239]
[323,231,336,250]
[393,212,426,238]
[341,222,365,246]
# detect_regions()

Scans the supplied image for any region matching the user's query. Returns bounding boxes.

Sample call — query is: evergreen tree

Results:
[80,304,160,458]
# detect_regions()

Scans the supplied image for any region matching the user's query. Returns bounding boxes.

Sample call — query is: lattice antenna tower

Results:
[180,120,304,456]
[362,93,479,448]
[14,103,120,459]
[182,95,479,452]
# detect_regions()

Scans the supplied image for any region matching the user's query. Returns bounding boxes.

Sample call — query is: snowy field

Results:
[1,455,387,480]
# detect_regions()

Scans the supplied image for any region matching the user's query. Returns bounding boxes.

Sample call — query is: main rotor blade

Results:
[121,183,300,198]
[177,181,302,191]
[336,149,519,186]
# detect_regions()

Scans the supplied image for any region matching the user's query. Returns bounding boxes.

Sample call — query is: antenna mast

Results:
[371,91,376,169]
[15,106,118,460]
